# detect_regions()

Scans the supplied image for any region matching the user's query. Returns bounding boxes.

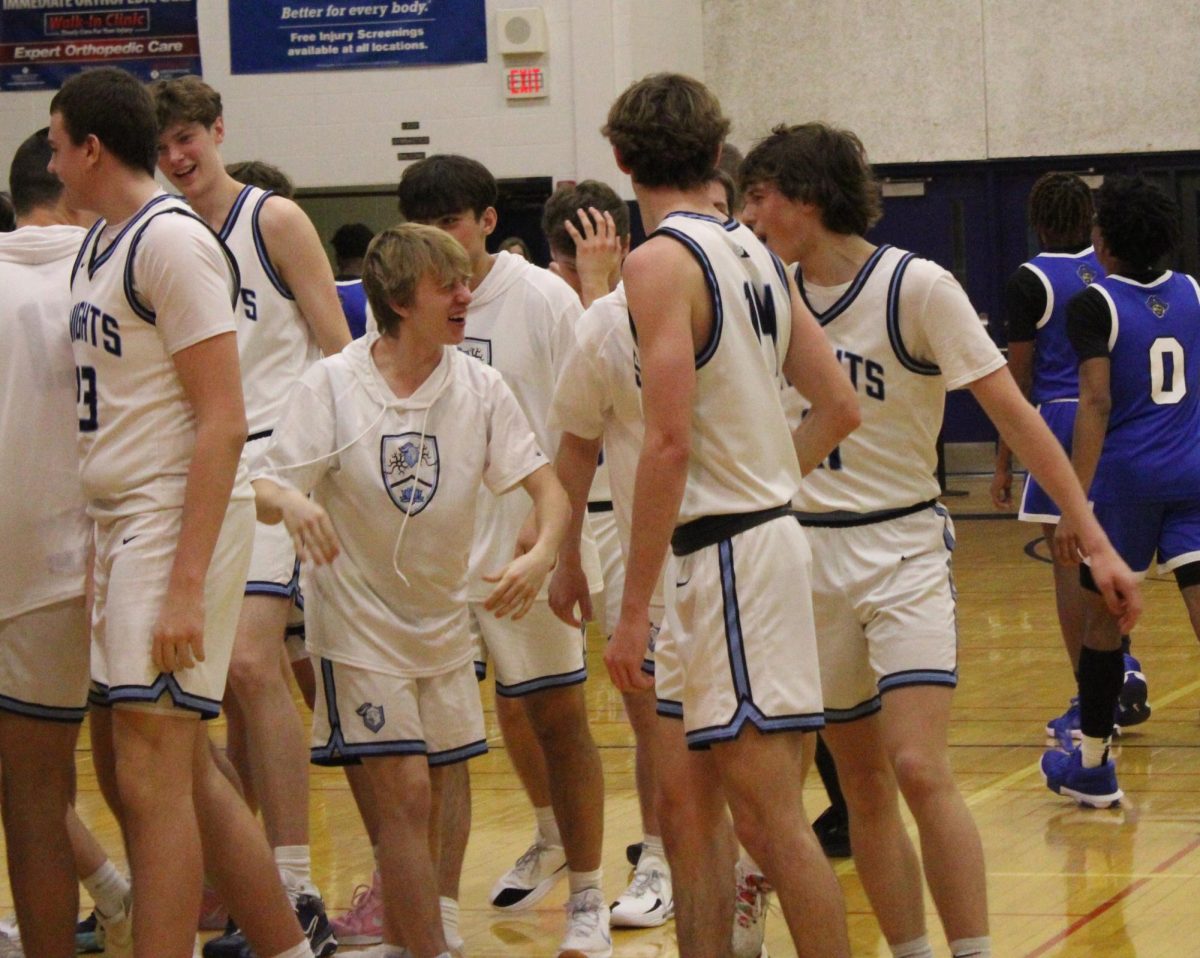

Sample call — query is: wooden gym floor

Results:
[46,477,1200,957]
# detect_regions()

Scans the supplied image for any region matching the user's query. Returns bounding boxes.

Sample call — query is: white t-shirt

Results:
[788,246,1006,514]
[69,192,250,520]
[0,225,90,619]
[255,335,546,677]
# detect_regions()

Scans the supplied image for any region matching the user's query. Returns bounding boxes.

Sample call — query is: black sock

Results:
[1077,646,1124,740]
[1120,634,1131,654]
[814,734,847,816]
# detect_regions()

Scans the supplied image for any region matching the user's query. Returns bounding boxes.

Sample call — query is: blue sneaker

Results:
[1115,653,1151,731]
[1045,697,1081,741]
[75,911,103,954]
[1041,747,1123,808]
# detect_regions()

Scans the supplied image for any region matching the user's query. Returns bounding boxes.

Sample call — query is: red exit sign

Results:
[505,66,546,100]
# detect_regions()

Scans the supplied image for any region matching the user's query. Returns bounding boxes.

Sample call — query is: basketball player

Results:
[739,122,1140,958]
[992,173,1149,742]
[0,126,94,958]
[47,66,313,958]
[253,222,569,958]
[331,222,374,339]
[602,74,861,958]
[1044,175,1200,806]
[150,75,349,957]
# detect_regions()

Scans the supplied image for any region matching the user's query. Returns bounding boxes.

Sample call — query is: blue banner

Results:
[0,0,201,92]
[228,0,486,75]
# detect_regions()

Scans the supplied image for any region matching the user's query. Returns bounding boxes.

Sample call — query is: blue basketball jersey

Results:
[336,278,368,339]
[1024,248,1102,402]
[1090,271,1200,502]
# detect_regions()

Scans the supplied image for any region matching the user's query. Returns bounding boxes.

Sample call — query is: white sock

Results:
[275,845,316,899]
[568,867,603,896]
[267,941,314,958]
[534,806,561,846]
[1080,734,1110,769]
[440,895,463,950]
[891,935,934,958]
[738,851,762,875]
[950,936,992,958]
[642,834,666,862]
[81,861,130,917]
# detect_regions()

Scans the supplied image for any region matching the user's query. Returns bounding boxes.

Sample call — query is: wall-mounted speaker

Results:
[497,7,547,55]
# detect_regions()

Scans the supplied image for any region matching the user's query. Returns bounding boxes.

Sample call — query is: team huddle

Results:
[1,62,1197,958]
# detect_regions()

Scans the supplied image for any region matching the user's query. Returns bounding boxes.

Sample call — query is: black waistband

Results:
[587,500,614,514]
[247,429,273,443]
[671,505,792,556]
[793,498,937,528]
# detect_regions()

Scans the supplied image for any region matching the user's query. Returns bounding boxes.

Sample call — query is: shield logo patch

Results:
[381,433,439,515]
[356,702,386,733]
[1147,295,1169,318]
[1077,263,1097,285]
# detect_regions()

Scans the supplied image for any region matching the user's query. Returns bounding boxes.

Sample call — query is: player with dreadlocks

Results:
[992,172,1151,743]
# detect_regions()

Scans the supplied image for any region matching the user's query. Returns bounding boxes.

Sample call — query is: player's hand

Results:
[548,553,593,627]
[1086,546,1143,634]
[152,587,205,673]
[1053,514,1083,566]
[566,207,622,295]
[483,547,555,620]
[990,466,1013,509]
[605,615,654,692]
[281,493,340,565]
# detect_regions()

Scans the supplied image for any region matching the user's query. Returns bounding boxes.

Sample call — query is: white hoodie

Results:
[256,333,546,677]
[0,225,90,619]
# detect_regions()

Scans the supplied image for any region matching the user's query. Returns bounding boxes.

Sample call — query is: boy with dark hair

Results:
[992,173,1150,742]
[740,121,1139,958]
[48,65,313,958]
[226,160,296,198]
[331,222,375,339]
[150,74,349,957]
[541,180,630,305]
[1045,175,1200,805]
[602,74,861,958]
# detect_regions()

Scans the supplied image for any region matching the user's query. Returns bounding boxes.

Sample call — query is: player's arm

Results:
[483,464,570,621]
[258,196,352,356]
[252,479,340,565]
[547,431,602,626]
[160,330,247,672]
[992,267,1043,508]
[969,366,1139,632]
[781,272,861,474]
[605,239,697,691]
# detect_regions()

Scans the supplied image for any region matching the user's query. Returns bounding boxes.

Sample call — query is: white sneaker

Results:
[0,918,22,958]
[610,853,673,928]
[731,862,771,958]
[96,892,133,958]
[557,888,612,958]
[488,834,567,911]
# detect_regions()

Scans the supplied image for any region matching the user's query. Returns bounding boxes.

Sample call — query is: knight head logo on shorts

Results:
[381,433,439,515]
[356,702,386,733]
[1147,295,1169,318]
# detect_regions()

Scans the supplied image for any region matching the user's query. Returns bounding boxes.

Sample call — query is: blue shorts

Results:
[1090,499,1200,577]
[1019,400,1076,524]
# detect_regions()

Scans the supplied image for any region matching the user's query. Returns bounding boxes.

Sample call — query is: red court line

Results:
[1023,835,1200,957]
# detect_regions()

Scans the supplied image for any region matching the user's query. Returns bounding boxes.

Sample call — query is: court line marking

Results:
[1022,835,1200,957]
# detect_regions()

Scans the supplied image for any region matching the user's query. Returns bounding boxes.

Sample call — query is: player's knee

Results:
[891,747,953,807]
[526,692,592,754]
[227,643,285,696]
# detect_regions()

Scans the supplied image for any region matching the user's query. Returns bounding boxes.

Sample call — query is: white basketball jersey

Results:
[0,225,90,619]
[219,185,321,439]
[69,192,249,520]
[458,251,601,600]
[788,245,1005,514]
[257,337,546,677]
[647,213,799,523]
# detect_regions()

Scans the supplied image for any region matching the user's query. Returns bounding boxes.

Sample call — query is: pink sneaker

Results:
[331,871,384,945]
[198,883,229,932]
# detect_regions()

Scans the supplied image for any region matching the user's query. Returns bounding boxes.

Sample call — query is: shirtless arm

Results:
[604,238,698,692]
[969,365,1139,632]
[258,196,352,356]
[155,331,246,672]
